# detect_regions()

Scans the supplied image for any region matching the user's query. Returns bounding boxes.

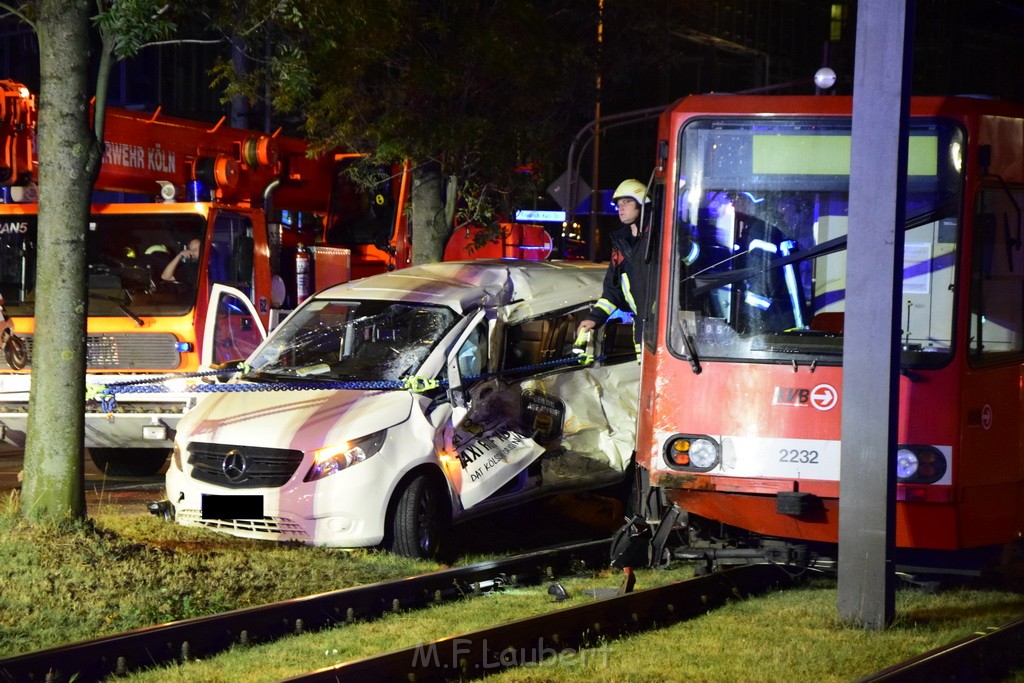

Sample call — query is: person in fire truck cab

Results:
[161,238,201,285]
[575,178,657,354]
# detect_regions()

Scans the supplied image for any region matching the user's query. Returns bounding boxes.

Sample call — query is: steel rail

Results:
[0,539,609,683]
[287,562,802,682]
[856,614,1024,682]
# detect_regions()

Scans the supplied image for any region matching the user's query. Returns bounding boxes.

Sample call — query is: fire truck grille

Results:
[187,441,305,489]
[21,333,182,370]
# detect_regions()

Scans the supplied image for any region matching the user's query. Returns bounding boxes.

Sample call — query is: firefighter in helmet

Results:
[575,178,654,354]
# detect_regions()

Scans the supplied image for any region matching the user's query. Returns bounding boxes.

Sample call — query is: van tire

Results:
[386,474,448,559]
[89,448,169,477]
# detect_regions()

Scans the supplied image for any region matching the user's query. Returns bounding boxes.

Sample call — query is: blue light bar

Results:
[186,181,208,202]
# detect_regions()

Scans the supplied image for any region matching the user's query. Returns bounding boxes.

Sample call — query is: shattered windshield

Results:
[248,299,459,383]
[0,212,207,317]
[671,117,963,369]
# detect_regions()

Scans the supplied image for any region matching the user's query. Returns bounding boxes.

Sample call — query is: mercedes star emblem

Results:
[221,449,249,482]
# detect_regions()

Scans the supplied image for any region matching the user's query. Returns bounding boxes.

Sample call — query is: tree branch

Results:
[141,37,227,48]
[0,2,35,30]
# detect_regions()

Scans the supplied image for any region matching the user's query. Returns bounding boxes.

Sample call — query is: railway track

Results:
[284,562,803,682]
[0,539,609,683]
[7,540,1014,683]
[278,564,1024,683]
[857,614,1024,682]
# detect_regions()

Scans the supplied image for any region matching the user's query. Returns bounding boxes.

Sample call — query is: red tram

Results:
[632,94,1024,570]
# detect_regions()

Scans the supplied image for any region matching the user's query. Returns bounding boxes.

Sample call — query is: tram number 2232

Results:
[779,449,819,464]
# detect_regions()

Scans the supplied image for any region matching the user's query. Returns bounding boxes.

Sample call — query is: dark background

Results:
[2,1,1023,254]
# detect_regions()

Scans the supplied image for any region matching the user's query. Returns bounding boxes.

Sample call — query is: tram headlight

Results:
[895,445,946,484]
[896,448,918,479]
[664,434,720,472]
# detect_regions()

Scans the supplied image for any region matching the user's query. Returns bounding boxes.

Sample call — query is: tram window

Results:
[900,220,955,353]
[970,189,1024,363]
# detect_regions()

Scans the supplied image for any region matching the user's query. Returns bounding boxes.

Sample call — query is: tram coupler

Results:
[610,514,651,568]
[610,505,685,569]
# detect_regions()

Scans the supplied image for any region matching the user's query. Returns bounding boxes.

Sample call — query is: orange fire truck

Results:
[0,79,413,475]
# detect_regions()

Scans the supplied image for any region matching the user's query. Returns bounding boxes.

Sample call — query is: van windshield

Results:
[670,116,963,370]
[248,299,458,383]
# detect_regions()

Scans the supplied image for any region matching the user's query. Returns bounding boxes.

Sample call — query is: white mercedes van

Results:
[161,260,639,557]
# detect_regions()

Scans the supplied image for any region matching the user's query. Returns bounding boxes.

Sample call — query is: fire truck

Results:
[0,79,413,475]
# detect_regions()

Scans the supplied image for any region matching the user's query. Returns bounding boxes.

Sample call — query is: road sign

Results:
[547,170,591,211]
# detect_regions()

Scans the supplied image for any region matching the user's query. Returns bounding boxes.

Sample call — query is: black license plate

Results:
[201,494,264,520]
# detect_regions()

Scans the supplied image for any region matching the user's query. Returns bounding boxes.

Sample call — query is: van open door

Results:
[202,284,268,367]
[443,310,545,509]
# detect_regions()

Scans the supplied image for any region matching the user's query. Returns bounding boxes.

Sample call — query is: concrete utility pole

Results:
[837,0,915,628]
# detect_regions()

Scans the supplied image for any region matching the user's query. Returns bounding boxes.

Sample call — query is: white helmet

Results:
[612,178,649,205]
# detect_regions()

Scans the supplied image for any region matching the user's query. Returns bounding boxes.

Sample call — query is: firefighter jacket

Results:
[585,225,651,344]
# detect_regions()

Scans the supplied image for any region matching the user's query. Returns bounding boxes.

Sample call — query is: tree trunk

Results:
[410,163,449,264]
[20,0,99,522]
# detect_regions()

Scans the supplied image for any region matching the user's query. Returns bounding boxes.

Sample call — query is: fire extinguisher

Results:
[295,243,312,306]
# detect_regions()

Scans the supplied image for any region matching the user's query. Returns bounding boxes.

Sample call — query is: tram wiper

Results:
[681,330,701,374]
[677,315,702,374]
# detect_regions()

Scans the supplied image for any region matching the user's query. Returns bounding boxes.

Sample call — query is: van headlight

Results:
[304,431,386,482]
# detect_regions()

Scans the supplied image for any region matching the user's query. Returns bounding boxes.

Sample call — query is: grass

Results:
[2,492,1024,682]
[0,493,437,658]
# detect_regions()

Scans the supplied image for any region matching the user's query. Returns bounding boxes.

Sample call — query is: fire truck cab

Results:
[0,80,411,475]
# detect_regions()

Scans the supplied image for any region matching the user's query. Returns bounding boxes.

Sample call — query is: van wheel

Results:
[386,474,449,559]
[89,448,169,477]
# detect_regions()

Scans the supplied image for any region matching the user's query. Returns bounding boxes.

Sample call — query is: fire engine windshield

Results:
[671,117,963,369]
[247,299,458,383]
[0,212,207,317]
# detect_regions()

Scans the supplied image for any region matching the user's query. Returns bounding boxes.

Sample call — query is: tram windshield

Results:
[671,117,963,370]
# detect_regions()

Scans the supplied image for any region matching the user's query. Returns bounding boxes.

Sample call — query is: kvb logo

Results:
[772,383,839,411]
[772,386,810,407]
